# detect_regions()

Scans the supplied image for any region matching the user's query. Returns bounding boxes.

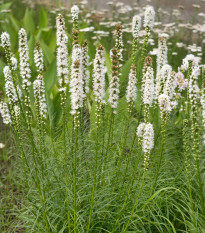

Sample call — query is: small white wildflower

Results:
[132,15,141,38]
[137,122,146,138]
[158,94,171,112]
[70,45,84,114]
[56,14,69,88]
[157,35,168,76]
[142,123,154,153]
[109,48,120,112]
[71,5,79,20]
[10,57,18,70]
[82,41,90,94]
[143,66,155,106]
[93,45,106,104]
[189,65,200,106]
[0,143,5,149]
[170,100,178,110]
[155,64,172,99]
[126,65,137,103]
[115,24,123,66]
[18,28,31,89]
[3,66,18,105]
[1,32,10,48]
[0,101,12,124]
[144,5,155,29]
[164,71,177,100]
[180,54,200,71]
[14,105,20,118]
[33,75,47,119]
[201,67,205,133]
[34,43,44,72]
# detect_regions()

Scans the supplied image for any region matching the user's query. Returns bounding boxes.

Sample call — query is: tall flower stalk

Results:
[34,42,44,74]
[121,123,154,233]
[114,23,123,69]
[116,65,137,179]
[71,5,79,44]
[70,41,84,232]
[141,6,155,68]
[155,64,172,100]
[183,118,197,227]
[81,40,90,129]
[18,28,32,128]
[19,28,50,230]
[152,93,170,192]
[201,66,205,143]
[1,33,24,122]
[131,15,141,65]
[107,47,120,147]
[142,59,154,123]
[189,66,205,215]
[0,101,12,125]
[33,75,47,134]
[86,45,106,232]
[56,14,71,232]
[156,34,168,77]
[108,47,120,114]
[92,45,106,184]
[82,40,90,96]
[103,47,120,185]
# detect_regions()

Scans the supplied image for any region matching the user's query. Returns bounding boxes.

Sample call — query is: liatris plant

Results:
[131,15,141,65]
[82,40,90,95]
[126,64,137,112]
[18,28,32,127]
[155,64,172,99]
[71,5,79,44]
[157,33,168,77]
[201,66,205,143]
[109,47,120,114]
[142,57,154,123]
[1,5,205,233]
[114,23,123,69]
[141,6,155,65]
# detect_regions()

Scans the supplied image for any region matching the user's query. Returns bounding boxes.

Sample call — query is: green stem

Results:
[62,95,71,233]
[112,104,133,191]
[111,142,142,232]
[86,102,100,232]
[73,112,79,233]
[101,110,114,185]
[152,112,166,193]
[122,170,146,233]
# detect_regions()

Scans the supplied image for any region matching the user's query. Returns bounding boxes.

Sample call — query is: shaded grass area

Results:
[0,119,25,233]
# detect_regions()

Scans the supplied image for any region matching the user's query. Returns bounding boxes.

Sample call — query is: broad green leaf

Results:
[41,41,55,64]
[36,28,51,41]
[0,2,12,11]
[23,8,35,33]
[39,8,48,29]
[8,14,20,32]
[28,34,35,68]
[47,91,62,128]
[48,32,56,51]
[44,59,57,93]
